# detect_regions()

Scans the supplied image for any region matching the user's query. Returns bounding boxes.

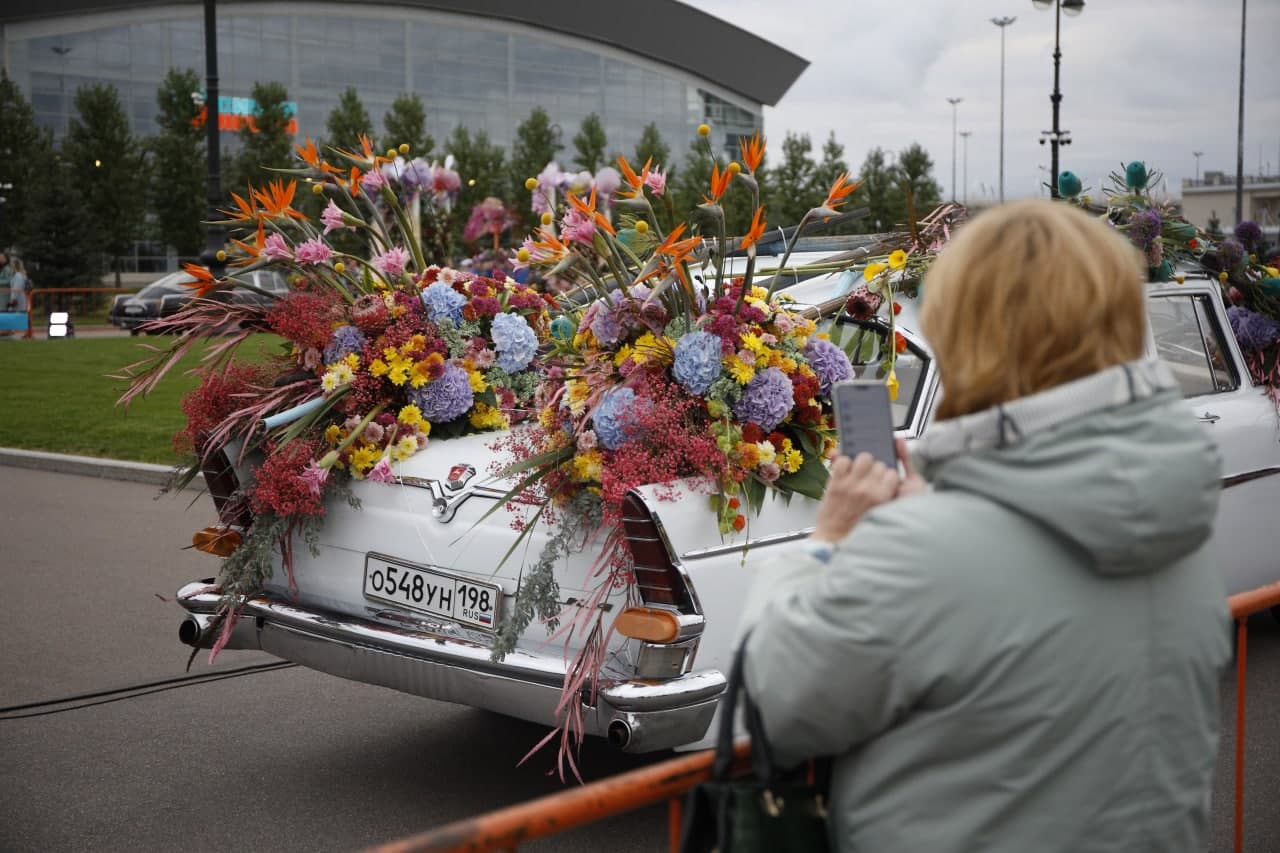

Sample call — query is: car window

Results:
[822,318,929,429]
[137,272,194,298]
[1148,294,1238,397]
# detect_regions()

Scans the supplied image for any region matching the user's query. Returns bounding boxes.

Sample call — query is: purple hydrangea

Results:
[408,363,474,422]
[1219,239,1245,271]
[421,281,467,325]
[583,292,624,346]
[733,367,794,432]
[491,312,538,373]
[1234,220,1263,251]
[1227,306,1280,352]
[672,331,724,396]
[1126,208,1163,250]
[323,325,366,366]
[804,338,854,395]
[593,387,644,450]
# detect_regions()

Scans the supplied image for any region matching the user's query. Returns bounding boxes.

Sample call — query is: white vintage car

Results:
[175,261,1280,753]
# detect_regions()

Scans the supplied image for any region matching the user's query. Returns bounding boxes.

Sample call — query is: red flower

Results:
[727,497,741,510]
[741,423,765,443]
[1188,239,1199,250]
[732,514,746,531]
[895,332,907,354]
[892,302,903,315]
[768,431,787,448]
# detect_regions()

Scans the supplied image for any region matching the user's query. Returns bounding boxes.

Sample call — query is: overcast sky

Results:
[693,0,1280,202]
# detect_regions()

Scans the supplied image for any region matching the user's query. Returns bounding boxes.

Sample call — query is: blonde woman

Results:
[741,200,1230,852]
[8,257,29,312]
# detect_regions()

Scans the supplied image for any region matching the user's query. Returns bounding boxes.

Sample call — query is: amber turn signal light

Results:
[614,606,681,644]
[193,526,242,557]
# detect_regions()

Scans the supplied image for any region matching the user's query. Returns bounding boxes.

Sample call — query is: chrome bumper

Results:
[176,581,725,752]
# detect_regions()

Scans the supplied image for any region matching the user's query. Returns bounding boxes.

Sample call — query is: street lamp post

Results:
[1193,150,1204,183]
[991,16,1016,204]
[1033,0,1084,198]
[200,0,226,279]
[947,97,963,203]
[1234,0,1246,225]
[959,131,972,205]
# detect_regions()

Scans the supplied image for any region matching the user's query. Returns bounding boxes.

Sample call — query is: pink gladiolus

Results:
[373,247,411,279]
[300,461,330,497]
[321,199,348,234]
[645,169,667,197]
[262,233,292,260]
[294,237,332,265]
[367,456,396,484]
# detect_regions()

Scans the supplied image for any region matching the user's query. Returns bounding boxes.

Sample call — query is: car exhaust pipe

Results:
[178,613,260,651]
[607,719,632,750]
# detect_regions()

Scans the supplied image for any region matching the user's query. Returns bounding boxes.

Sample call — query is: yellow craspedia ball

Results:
[385,148,397,159]
[697,123,711,137]
[516,248,531,263]
[215,250,227,262]
[634,220,649,234]
[311,181,325,194]
[398,143,410,155]
[525,177,538,191]
[334,261,346,274]
[727,161,741,175]
[1219,271,1230,283]
[540,211,553,225]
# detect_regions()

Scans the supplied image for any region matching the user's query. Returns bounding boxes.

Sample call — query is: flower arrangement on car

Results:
[117,135,551,639]
[1060,161,1280,394]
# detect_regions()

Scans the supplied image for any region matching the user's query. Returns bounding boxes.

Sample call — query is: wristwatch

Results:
[801,539,836,564]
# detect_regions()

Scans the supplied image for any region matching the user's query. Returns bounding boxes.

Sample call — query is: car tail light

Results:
[614,606,681,643]
[621,491,693,612]
[201,447,252,529]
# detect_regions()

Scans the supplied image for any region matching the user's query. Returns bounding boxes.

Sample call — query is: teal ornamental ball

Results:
[1057,171,1082,198]
[1125,161,1149,191]
[550,315,576,342]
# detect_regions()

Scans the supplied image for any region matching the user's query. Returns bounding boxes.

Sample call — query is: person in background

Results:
[0,252,12,310]
[8,257,29,312]
[740,199,1230,853]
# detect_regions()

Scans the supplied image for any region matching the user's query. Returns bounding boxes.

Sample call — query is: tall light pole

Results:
[201,0,225,278]
[991,16,1016,203]
[1033,0,1084,198]
[1193,150,1204,183]
[947,97,963,203]
[1234,0,1246,225]
[959,131,972,205]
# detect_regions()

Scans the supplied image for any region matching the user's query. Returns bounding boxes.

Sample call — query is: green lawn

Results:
[0,334,285,464]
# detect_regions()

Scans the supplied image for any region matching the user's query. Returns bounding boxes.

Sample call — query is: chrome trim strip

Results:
[681,528,814,560]
[1223,467,1280,489]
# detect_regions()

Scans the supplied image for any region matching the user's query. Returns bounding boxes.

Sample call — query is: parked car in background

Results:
[157,269,289,320]
[109,270,289,334]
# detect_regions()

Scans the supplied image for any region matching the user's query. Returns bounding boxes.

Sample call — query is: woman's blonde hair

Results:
[919,199,1147,421]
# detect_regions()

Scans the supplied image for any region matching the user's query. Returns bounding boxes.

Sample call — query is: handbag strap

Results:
[712,632,780,784]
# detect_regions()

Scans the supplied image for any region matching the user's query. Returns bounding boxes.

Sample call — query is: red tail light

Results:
[621,491,693,612]
[201,447,252,529]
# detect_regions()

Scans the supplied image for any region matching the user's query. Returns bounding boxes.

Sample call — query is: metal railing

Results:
[362,582,1280,853]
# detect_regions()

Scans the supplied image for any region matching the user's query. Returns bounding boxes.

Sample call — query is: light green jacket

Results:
[742,359,1230,852]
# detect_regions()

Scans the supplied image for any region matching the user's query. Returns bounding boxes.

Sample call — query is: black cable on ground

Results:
[0,661,296,720]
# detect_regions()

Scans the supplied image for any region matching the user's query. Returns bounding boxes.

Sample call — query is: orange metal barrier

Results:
[18,287,138,339]
[365,584,1280,853]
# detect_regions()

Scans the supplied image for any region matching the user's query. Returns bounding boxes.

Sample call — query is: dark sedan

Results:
[109,270,290,334]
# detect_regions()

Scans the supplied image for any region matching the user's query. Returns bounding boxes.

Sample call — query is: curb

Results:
[0,447,205,490]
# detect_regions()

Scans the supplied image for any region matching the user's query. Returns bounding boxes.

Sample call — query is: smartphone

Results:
[832,380,897,469]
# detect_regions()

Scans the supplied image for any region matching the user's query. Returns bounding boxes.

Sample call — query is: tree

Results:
[62,83,147,285]
[0,70,43,253]
[633,122,672,172]
[22,133,97,289]
[571,113,607,173]
[672,140,755,236]
[855,147,897,233]
[890,143,942,226]
[768,132,821,227]
[325,87,372,153]
[444,125,507,252]
[147,68,206,257]
[508,107,562,224]
[382,93,432,159]
[230,81,295,198]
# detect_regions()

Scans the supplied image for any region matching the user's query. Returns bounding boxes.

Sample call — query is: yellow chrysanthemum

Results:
[726,357,755,384]
[398,404,425,429]
[737,442,760,468]
[331,363,354,384]
[343,352,360,370]
[387,359,410,386]
[571,449,603,483]
[538,405,556,429]
[468,370,488,393]
[324,424,343,445]
[613,344,635,367]
[1267,267,1280,278]
[782,448,803,474]
[321,372,340,392]
[369,359,390,378]
[469,402,509,431]
[350,445,379,476]
[633,332,673,366]
[391,435,420,461]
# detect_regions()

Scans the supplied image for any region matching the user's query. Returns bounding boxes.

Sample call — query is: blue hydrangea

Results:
[1228,306,1280,352]
[593,387,644,450]
[323,325,366,366]
[421,281,466,325]
[733,367,794,432]
[804,338,853,395]
[673,331,724,396]
[491,312,538,374]
[408,363,474,422]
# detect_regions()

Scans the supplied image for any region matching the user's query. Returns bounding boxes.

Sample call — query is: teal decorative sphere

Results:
[1057,171,1082,198]
[550,315,575,342]
[1149,260,1173,282]
[1261,278,1280,296]
[1125,161,1149,191]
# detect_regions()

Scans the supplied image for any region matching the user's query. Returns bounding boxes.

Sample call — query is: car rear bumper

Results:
[176,581,725,752]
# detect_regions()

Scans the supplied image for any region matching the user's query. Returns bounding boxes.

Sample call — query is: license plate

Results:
[363,553,500,631]
[123,306,143,315]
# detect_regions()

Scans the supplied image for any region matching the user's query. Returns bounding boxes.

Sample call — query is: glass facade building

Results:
[1,2,805,163]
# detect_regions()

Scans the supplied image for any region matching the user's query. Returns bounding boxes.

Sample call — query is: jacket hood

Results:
[916,359,1222,577]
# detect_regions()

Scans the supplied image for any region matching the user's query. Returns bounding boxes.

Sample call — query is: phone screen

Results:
[832,381,897,469]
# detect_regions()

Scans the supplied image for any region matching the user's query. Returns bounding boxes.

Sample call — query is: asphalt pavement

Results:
[0,460,1278,852]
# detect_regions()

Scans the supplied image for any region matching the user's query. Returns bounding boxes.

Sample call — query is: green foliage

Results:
[325,86,372,152]
[672,139,755,235]
[0,70,43,253]
[229,81,295,197]
[147,68,206,257]
[20,134,97,288]
[890,143,942,225]
[444,125,508,257]
[767,132,822,228]
[571,112,608,173]
[381,93,432,159]
[508,107,562,225]
[62,83,148,282]
[854,147,897,232]
[633,121,672,172]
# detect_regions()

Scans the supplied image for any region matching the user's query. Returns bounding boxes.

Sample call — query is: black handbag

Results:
[679,635,832,852]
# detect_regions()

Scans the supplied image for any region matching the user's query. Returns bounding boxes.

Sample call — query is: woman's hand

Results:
[812,452,900,544]
[896,437,927,498]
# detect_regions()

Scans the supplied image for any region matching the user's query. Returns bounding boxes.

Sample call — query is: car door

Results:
[1147,286,1280,595]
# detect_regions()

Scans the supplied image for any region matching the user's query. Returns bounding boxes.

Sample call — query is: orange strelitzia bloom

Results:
[221,189,258,223]
[739,132,765,174]
[740,207,767,251]
[705,162,732,204]
[567,186,616,236]
[180,262,217,298]
[616,155,652,199]
[231,219,267,264]
[295,137,322,168]
[822,172,860,211]
[252,179,308,222]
